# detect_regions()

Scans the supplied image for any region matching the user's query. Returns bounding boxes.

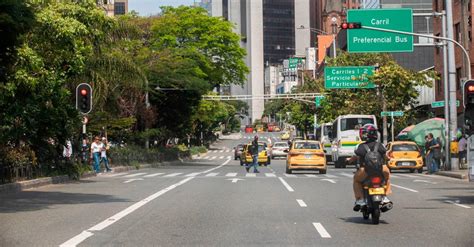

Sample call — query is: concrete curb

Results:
[435,171,468,180]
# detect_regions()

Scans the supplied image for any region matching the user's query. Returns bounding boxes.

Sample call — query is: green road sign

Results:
[324,66,375,89]
[347,8,413,53]
[289,58,302,69]
[381,111,404,117]
[315,96,325,108]
[431,100,460,108]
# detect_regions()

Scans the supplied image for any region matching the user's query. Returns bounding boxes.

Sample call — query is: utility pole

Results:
[446,0,459,171]
[441,11,451,169]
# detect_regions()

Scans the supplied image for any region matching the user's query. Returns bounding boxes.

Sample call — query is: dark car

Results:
[234,144,244,160]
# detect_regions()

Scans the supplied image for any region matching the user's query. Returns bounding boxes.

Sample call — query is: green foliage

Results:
[190,146,207,155]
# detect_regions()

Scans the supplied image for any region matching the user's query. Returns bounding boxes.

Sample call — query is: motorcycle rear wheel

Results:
[371,203,380,225]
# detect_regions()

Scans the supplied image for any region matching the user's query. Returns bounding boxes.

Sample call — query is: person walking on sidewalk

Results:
[246,136,260,173]
[100,137,112,172]
[426,133,441,174]
[90,136,102,173]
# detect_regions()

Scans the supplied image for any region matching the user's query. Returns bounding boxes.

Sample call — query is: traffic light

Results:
[76,83,92,114]
[340,22,362,30]
[464,80,474,106]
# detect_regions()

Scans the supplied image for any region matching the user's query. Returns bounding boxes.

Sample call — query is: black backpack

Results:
[363,143,384,176]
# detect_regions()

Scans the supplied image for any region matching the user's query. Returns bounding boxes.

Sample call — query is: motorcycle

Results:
[361,174,392,224]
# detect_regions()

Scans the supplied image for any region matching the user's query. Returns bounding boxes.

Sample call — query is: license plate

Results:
[368,188,385,195]
[401,162,411,166]
[304,154,312,159]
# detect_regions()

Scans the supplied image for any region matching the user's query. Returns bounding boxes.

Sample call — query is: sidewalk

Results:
[435,169,469,180]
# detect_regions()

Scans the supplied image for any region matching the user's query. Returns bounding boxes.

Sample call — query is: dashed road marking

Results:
[284,174,297,178]
[305,174,317,178]
[321,179,336,184]
[122,173,147,178]
[324,174,338,178]
[143,173,164,178]
[278,177,295,192]
[445,200,471,209]
[391,184,419,193]
[297,199,307,207]
[265,173,277,177]
[246,173,256,177]
[219,156,225,159]
[206,173,219,177]
[123,178,144,184]
[163,173,182,177]
[340,172,354,178]
[313,223,331,238]
[185,172,201,177]
[226,173,237,177]
[210,156,216,160]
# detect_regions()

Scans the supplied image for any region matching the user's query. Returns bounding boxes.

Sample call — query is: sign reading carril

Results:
[324,66,375,89]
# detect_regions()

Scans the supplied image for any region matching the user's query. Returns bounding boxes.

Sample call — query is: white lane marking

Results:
[219,156,225,159]
[106,172,128,177]
[201,159,231,174]
[297,199,307,207]
[321,179,336,184]
[228,178,244,183]
[210,156,217,160]
[284,174,297,178]
[265,173,277,177]
[340,172,354,178]
[413,179,437,184]
[123,178,144,184]
[398,174,417,178]
[60,230,94,247]
[61,177,194,246]
[212,150,218,153]
[163,173,182,177]
[324,174,338,178]
[226,173,237,177]
[122,173,147,178]
[246,173,256,177]
[185,172,201,177]
[205,172,219,177]
[143,173,164,178]
[305,174,317,178]
[278,177,295,192]
[445,200,472,209]
[313,223,332,238]
[220,150,224,153]
[391,184,419,193]
[227,156,232,159]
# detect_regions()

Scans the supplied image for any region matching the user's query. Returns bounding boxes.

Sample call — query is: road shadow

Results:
[0,191,129,213]
[428,195,474,206]
[339,217,389,225]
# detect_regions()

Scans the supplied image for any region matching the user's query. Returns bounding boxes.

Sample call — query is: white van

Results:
[330,114,378,168]
[316,123,333,161]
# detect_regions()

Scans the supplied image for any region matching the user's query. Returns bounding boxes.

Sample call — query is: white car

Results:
[271,142,290,159]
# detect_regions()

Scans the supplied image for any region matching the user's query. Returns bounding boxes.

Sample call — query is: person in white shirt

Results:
[90,136,102,173]
[100,137,112,172]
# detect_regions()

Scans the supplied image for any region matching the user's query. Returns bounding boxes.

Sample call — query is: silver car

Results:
[270,142,289,159]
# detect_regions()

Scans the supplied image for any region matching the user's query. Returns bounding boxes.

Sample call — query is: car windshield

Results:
[341,118,374,131]
[323,125,332,136]
[274,143,288,148]
[393,144,419,152]
[258,144,266,152]
[294,142,320,150]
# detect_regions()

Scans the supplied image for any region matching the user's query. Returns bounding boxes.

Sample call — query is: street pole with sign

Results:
[381,111,404,142]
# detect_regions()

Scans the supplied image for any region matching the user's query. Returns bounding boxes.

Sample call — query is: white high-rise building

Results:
[201,0,312,123]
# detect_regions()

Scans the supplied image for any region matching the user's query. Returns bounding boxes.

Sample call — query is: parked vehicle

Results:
[234,144,244,160]
[270,142,289,159]
[285,140,327,174]
[330,114,378,168]
[245,125,254,133]
[386,141,423,173]
[240,142,271,166]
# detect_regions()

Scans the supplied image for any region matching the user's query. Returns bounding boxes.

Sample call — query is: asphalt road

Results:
[0,131,473,246]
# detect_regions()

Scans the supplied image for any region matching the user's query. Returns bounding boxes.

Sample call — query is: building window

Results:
[434,0,438,12]
[455,22,461,42]
[114,2,126,15]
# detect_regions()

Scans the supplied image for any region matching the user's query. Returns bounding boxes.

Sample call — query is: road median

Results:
[435,170,468,180]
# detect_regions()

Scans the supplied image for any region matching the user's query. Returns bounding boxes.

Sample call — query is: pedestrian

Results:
[100,137,112,172]
[90,136,102,173]
[426,133,441,174]
[424,135,432,174]
[246,135,260,173]
[458,134,468,168]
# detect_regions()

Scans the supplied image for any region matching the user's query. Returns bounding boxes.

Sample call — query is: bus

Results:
[330,114,378,168]
[316,123,333,161]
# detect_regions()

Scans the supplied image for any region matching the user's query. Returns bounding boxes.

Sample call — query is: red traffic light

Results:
[468,85,474,93]
[80,89,88,96]
[340,22,362,30]
[76,83,92,114]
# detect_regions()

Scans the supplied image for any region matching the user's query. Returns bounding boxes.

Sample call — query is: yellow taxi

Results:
[286,140,327,174]
[386,141,424,173]
[281,132,290,140]
[240,142,270,166]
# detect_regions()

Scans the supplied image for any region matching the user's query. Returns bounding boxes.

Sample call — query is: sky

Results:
[129,0,197,16]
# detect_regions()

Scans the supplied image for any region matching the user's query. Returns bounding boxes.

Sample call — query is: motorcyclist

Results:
[346,124,392,212]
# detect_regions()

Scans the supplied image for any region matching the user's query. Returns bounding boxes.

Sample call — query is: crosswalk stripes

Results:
[122,172,147,178]
[219,156,224,159]
[163,173,182,177]
[185,172,201,177]
[227,156,232,159]
[143,173,164,178]
[206,173,219,177]
[226,173,237,177]
[246,173,256,177]
[210,156,216,160]
[284,174,297,178]
[265,173,276,177]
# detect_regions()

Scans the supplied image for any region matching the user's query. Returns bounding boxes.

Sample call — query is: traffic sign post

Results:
[380,111,404,142]
[347,8,413,53]
[315,96,325,108]
[289,58,302,69]
[324,66,375,89]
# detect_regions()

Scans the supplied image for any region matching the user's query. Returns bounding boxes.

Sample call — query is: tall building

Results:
[97,0,128,17]
[201,0,313,123]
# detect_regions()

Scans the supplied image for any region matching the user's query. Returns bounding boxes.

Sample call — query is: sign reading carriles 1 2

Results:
[324,66,375,89]
[347,8,413,53]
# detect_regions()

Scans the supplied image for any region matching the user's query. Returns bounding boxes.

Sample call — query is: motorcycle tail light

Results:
[371,177,382,185]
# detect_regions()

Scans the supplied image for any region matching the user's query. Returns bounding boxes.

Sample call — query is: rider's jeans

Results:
[248,154,259,172]
[353,166,391,200]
